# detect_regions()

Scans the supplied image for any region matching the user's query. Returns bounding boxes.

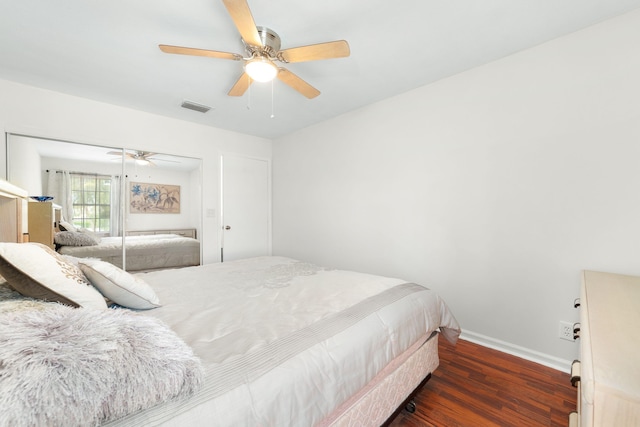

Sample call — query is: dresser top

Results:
[0,179,27,198]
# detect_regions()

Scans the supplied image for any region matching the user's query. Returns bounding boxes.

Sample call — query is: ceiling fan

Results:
[107,150,177,167]
[158,0,350,99]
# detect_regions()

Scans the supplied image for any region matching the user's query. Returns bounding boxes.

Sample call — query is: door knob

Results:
[224,225,231,230]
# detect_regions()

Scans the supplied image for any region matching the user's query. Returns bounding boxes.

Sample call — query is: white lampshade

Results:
[245,57,278,82]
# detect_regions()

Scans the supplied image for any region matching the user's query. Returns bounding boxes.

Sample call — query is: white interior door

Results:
[221,154,270,262]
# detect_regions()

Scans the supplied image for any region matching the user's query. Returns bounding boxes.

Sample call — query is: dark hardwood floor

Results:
[387,337,576,427]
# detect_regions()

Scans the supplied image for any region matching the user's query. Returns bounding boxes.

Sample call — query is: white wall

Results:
[273,9,640,369]
[0,78,271,264]
[124,167,196,232]
[41,156,123,179]
[6,135,42,195]
[41,155,198,232]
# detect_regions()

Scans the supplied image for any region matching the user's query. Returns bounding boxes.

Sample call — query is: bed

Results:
[0,243,460,427]
[56,233,201,271]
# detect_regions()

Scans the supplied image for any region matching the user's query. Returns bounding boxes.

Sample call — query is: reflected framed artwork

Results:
[129,182,180,214]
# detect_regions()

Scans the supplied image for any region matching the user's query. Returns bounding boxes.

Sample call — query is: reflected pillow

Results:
[78,259,160,310]
[58,220,77,232]
[55,231,99,247]
[0,243,107,309]
[78,228,101,243]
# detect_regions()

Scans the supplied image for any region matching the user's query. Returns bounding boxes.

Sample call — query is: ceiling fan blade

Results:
[107,151,135,159]
[222,0,262,47]
[159,44,242,61]
[228,72,253,96]
[279,40,350,63]
[277,68,320,99]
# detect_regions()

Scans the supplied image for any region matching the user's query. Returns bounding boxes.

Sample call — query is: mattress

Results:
[58,234,200,271]
[104,256,460,426]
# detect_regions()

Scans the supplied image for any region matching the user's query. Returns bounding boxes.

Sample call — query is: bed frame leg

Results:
[381,373,432,426]
[405,400,417,413]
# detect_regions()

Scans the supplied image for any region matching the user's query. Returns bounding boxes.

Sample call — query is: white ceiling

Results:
[1,0,640,140]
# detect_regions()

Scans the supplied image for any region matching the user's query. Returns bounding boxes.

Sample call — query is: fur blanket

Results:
[0,284,203,427]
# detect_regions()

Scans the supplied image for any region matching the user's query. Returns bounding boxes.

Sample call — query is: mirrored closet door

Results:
[6,134,202,271]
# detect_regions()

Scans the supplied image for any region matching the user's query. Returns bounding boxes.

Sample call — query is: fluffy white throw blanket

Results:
[0,291,203,427]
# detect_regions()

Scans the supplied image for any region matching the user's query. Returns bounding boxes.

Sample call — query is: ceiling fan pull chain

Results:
[247,74,252,110]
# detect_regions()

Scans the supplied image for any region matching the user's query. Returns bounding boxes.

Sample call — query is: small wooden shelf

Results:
[27,201,61,248]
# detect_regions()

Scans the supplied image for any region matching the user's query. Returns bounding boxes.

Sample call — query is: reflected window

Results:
[71,173,111,233]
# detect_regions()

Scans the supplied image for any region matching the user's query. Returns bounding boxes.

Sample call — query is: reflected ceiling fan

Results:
[107,150,178,167]
[159,0,350,99]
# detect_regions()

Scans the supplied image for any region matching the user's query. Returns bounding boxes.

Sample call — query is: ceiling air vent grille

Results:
[181,100,211,113]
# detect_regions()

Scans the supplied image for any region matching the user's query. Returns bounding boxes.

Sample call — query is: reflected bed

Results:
[57,233,200,271]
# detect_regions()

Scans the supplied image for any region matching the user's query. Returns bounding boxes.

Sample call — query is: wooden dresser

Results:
[570,271,640,426]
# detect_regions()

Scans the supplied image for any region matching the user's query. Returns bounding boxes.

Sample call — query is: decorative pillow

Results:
[58,220,77,232]
[78,228,102,243]
[54,231,100,246]
[0,304,203,426]
[61,254,99,267]
[79,259,160,310]
[0,243,107,309]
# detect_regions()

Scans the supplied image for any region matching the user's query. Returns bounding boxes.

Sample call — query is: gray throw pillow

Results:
[54,231,100,247]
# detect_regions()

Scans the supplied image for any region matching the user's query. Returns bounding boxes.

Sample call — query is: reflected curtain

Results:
[110,175,122,237]
[46,170,73,221]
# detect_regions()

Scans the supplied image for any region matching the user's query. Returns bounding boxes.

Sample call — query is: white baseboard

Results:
[459,330,573,373]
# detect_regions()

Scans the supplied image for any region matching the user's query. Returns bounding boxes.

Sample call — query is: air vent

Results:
[181,100,211,113]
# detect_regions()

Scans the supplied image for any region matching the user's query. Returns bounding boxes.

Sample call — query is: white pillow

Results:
[78,259,160,310]
[58,220,77,232]
[0,243,107,310]
[78,228,101,244]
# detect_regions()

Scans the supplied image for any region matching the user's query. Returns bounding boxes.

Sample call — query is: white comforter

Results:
[106,256,460,427]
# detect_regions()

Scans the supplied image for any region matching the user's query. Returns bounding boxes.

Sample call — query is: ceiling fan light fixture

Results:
[135,158,150,166]
[245,57,278,82]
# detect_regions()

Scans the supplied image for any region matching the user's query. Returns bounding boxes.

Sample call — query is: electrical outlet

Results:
[559,321,575,341]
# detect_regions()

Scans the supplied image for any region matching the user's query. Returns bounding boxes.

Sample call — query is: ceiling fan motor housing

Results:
[246,26,281,58]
